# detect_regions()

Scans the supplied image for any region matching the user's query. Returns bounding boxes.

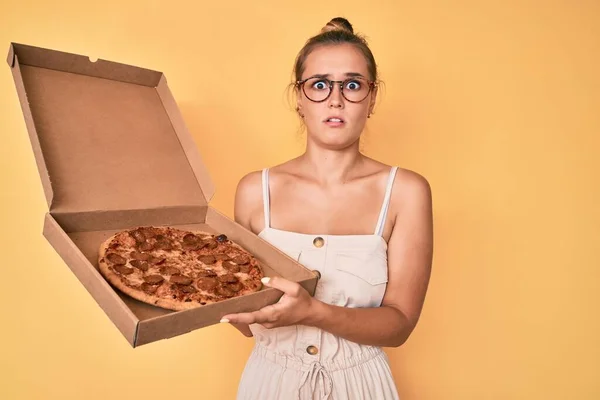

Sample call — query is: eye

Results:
[311,80,329,90]
[345,80,362,91]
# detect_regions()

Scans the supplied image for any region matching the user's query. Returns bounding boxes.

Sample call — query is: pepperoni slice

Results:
[232,255,250,265]
[143,275,164,284]
[130,260,149,271]
[106,253,127,265]
[130,251,150,261]
[114,265,134,275]
[129,229,146,243]
[217,285,235,297]
[170,275,193,285]
[239,264,252,273]
[180,285,197,294]
[149,256,166,265]
[140,227,157,238]
[141,283,158,294]
[139,242,154,251]
[218,273,238,283]
[182,242,200,251]
[198,255,216,265]
[228,282,243,292]
[183,234,199,243]
[204,240,218,250]
[160,266,180,275]
[197,269,217,278]
[223,261,240,273]
[196,277,218,291]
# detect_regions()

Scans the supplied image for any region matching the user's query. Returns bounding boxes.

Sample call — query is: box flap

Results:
[43,213,140,346]
[7,43,215,213]
[7,43,15,67]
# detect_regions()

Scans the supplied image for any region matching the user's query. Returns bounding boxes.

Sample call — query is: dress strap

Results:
[262,168,271,229]
[374,166,399,236]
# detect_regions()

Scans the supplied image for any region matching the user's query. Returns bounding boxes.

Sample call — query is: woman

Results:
[221,17,433,400]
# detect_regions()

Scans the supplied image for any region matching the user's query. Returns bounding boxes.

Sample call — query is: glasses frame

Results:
[295,76,377,103]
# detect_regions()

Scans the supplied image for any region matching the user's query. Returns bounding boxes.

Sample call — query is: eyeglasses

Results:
[296,76,376,103]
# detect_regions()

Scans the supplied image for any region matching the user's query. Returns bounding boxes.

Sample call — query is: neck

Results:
[299,139,364,185]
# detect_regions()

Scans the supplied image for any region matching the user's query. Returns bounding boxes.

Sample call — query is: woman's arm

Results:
[222,171,434,347]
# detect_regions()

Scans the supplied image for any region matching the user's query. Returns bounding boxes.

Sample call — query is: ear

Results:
[295,87,306,118]
[368,85,378,116]
[296,86,303,110]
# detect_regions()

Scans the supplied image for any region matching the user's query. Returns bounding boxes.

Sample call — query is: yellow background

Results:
[1,1,599,399]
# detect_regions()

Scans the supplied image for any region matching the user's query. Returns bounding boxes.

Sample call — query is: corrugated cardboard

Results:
[7,42,319,347]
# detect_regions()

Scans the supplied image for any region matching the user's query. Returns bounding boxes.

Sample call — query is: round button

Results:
[306,345,319,355]
[313,237,325,248]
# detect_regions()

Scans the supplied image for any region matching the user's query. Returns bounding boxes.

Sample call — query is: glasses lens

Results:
[342,78,371,102]
[302,78,331,102]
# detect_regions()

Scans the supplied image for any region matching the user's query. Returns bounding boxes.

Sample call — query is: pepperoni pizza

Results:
[98,226,264,311]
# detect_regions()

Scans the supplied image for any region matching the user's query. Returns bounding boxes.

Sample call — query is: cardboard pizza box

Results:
[7,42,319,347]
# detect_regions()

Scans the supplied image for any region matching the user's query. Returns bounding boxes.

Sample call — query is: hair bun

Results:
[321,17,354,34]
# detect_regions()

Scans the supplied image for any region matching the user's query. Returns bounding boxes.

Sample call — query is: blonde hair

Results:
[292,17,378,82]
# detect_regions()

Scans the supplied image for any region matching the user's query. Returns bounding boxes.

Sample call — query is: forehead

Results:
[302,43,370,79]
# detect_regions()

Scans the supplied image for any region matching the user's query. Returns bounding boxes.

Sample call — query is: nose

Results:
[328,82,344,108]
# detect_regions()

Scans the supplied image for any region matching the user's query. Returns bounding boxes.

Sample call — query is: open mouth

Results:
[324,117,345,126]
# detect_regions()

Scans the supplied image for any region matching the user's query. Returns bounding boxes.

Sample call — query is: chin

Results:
[314,134,360,150]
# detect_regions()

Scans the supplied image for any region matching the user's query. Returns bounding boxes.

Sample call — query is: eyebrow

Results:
[305,72,366,80]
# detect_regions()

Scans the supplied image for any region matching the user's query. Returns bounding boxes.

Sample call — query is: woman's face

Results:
[297,43,377,150]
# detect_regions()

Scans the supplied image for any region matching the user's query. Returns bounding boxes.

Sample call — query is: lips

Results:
[324,116,345,127]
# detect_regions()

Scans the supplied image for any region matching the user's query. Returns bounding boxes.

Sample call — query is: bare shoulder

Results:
[386,167,433,243]
[393,168,432,205]
[361,157,432,216]
[234,170,264,233]
[236,170,263,196]
[386,167,433,236]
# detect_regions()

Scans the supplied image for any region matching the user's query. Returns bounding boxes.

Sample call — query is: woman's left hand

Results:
[220,277,318,329]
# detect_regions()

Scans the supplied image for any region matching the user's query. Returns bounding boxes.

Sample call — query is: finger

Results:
[262,276,301,297]
[221,306,275,325]
[220,312,259,325]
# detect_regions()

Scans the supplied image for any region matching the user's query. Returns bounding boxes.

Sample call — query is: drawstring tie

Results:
[297,361,333,400]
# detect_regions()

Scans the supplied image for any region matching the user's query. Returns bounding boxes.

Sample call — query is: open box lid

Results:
[7,43,215,215]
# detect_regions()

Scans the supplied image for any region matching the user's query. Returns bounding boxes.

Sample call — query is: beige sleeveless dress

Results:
[236,167,401,400]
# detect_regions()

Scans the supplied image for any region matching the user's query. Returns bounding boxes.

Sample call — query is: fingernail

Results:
[261,277,271,284]
[220,318,230,323]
